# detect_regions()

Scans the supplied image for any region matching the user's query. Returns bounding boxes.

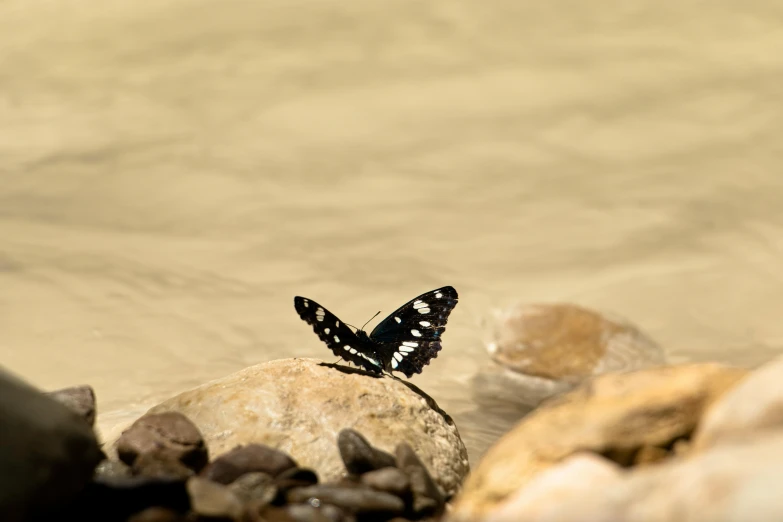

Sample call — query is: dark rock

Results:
[275,467,320,494]
[201,444,297,484]
[128,506,187,522]
[0,368,103,522]
[71,474,190,521]
[46,385,97,426]
[133,452,196,480]
[95,459,133,479]
[285,503,353,522]
[337,429,396,475]
[360,468,411,498]
[187,476,243,521]
[395,443,445,517]
[227,471,277,505]
[117,411,208,473]
[286,485,405,516]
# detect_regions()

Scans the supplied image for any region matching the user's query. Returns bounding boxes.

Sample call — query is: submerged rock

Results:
[474,303,667,407]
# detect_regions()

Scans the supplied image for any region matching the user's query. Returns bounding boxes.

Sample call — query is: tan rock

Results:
[692,354,783,451]
[518,431,783,522]
[484,303,666,382]
[107,358,468,495]
[450,362,748,519]
[480,453,623,522]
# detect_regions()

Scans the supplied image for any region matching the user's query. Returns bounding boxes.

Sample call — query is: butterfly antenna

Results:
[360,310,381,332]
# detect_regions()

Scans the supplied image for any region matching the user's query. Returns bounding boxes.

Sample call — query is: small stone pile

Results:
[70,411,447,522]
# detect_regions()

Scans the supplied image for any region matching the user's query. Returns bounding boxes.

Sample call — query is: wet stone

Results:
[94,459,132,479]
[286,485,405,516]
[187,476,243,521]
[46,385,97,427]
[395,443,445,517]
[201,444,297,485]
[337,429,396,475]
[227,471,277,505]
[117,412,208,473]
[360,467,411,498]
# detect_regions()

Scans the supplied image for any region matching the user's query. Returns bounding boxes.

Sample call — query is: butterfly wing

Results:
[369,286,459,377]
[294,296,383,374]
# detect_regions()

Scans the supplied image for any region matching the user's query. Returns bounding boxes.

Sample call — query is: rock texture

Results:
[451,362,748,519]
[107,358,469,496]
[0,368,103,521]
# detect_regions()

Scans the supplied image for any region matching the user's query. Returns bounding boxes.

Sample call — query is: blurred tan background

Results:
[1,0,783,461]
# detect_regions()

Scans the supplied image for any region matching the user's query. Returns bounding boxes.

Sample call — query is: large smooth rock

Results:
[692,353,783,451]
[451,362,748,519]
[106,358,469,495]
[478,431,783,522]
[0,367,104,521]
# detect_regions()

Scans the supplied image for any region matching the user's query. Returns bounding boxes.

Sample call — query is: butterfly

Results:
[294,286,458,378]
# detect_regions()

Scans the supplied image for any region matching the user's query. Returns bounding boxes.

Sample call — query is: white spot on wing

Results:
[402,341,418,348]
[393,352,403,362]
[336,321,340,327]
[419,321,431,327]
[344,346,350,351]
[435,292,443,298]
[413,300,428,309]
[350,348,357,354]
[411,329,422,337]
[391,358,399,369]
[418,307,431,314]
[399,345,414,353]
[325,328,330,334]
[334,335,340,343]
[303,300,309,308]
[394,317,401,324]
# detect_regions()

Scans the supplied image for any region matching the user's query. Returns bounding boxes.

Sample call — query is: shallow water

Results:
[2,0,783,464]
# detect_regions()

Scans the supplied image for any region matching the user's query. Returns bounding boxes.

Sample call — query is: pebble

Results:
[132,452,196,480]
[287,485,405,516]
[186,476,244,521]
[395,443,445,517]
[275,467,320,494]
[116,412,209,473]
[201,443,297,484]
[227,471,277,505]
[337,429,396,475]
[45,385,97,427]
[360,467,412,498]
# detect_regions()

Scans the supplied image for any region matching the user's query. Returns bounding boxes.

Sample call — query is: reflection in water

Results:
[2,0,783,463]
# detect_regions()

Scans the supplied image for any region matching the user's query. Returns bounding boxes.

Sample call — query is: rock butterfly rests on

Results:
[294,286,459,378]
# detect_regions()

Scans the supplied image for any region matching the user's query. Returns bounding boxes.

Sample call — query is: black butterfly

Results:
[294,286,458,378]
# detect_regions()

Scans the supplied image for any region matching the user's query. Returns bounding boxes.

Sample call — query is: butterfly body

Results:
[294,286,458,378]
